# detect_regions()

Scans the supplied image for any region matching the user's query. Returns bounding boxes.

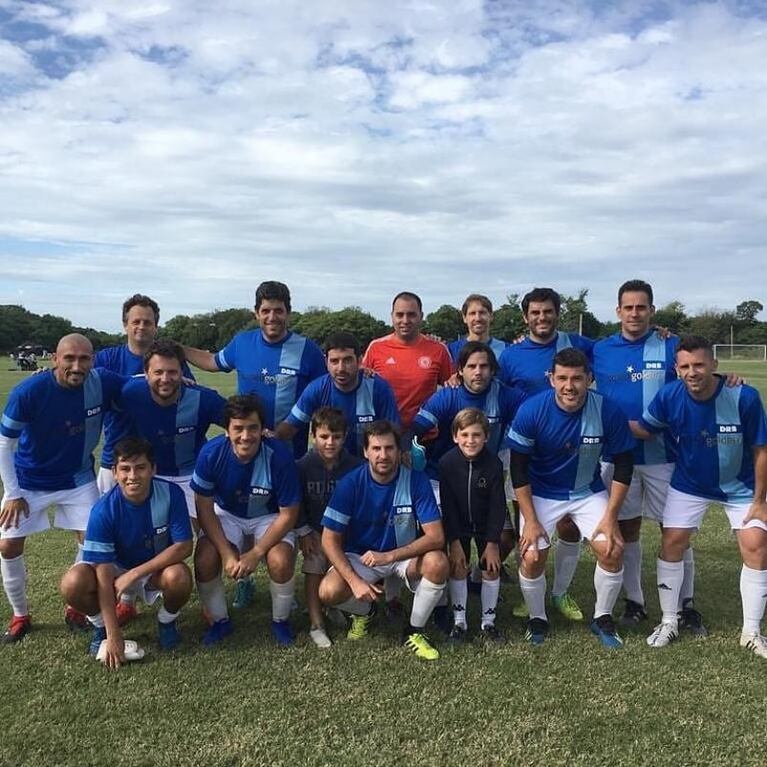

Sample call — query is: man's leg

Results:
[265,541,297,646]
[59,563,107,655]
[551,515,583,621]
[731,509,767,657]
[152,563,193,650]
[403,551,448,660]
[588,538,625,649]
[0,536,29,642]
[448,540,470,640]
[319,561,377,640]
[195,537,233,646]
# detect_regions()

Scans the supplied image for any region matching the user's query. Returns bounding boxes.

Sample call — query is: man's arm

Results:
[274,421,299,442]
[509,450,548,560]
[95,563,124,670]
[594,450,633,557]
[240,504,300,572]
[181,346,219,373]
[361,519,445,566]
[321,527,381,601]
[195,494,240,577]
[0,435,28,529]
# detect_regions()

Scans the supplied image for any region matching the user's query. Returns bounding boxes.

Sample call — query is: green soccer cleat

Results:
[403,631,440,660]
[552,592,583,621]
[232,577,255,609]
[347,611,374,641]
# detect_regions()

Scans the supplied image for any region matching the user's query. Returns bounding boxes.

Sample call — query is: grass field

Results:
[1,358,767,767]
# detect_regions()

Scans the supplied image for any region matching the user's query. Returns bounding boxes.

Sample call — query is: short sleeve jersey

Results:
[118,379,226,476]
[214,329,325,457]
[1,368,125,491]
[286,373,400,456]
[362,334,453,428]
[191,434,301,518]
[448,337,508,367]
[639,378,767,503]
[81,478,192,569]
[507,389,636,501]
[323,464,442,554]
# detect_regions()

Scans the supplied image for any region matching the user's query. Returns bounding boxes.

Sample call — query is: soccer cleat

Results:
[347,611,374,641]
[590,615,624,649]
[739,632,767,658]
[480,624,505,644]
[552,593,584,621]
[271,619,295,647]
[309,627,332,648]
[447,623,468,645]
[431,604,453,635]
[1,615,31,644]
[157,619,181,650]
[524,618,549,646]
[512,601,530,619]
[232,577,255,609]
[64,605,89,633]
[202,618,234,646]
[115,601,138,627]
[619,599,648,629]
[403,631,440,660]
[646,621,678,648]
[89,626,107,656]
[678,601,708,638]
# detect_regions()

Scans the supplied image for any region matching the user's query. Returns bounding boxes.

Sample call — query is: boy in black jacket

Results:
[439,408,510,643]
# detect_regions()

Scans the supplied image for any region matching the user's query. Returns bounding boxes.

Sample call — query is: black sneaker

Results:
[447,624,468,645]
[619,599,648,628]
[679,600,708,638]
[480,624,505,644]
[524,617,549,646]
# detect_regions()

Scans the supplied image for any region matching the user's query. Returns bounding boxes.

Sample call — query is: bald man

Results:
[0,334,126,642]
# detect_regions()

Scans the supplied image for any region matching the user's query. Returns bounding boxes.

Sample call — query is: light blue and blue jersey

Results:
[448,337,508,366]
[323,464,441,555]
[507,389,636,501]
[82,478,192,569]
[191,434,301,518]
[1,368,125,491]
[639,378,767,503]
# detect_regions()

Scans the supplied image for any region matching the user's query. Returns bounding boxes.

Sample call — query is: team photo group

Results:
[1,279,766,667]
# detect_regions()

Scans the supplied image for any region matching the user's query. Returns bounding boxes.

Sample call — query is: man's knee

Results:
[421,550,448,581]
[266,543,295,582]
[59,564,96,604]
[160,563,193,598]
[0,537,25,559]
[194,538,221,580]
[318,572,348,605]
[520,547,548,579]
[660,528,692,561]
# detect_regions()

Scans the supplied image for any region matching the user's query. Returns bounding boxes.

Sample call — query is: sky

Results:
[1,0,766,333]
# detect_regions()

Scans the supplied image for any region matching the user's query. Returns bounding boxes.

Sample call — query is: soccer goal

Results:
[713,344,767,361]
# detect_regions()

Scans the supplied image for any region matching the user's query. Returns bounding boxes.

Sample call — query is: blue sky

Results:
[0,0,765,332]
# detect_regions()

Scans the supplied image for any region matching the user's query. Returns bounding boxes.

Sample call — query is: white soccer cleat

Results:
[309,627,332,649]
[95,639,146,663]
[646,622,678,648]
[739,632,767,658]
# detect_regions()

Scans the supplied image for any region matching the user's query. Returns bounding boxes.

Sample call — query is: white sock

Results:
[384,574,400,602]
[74,542,84,565]
[87,612,105,628]
[593,565,624,619]
[197,577,228,622]
[449,578,468,628]
[519,571,547,621]
[157,606,179,624]
[740,564,767,635]
[1,554,28,617]
[552,539,581,597]
[678,547,695,609]
[622,540,644,605]
[269,576,295,622]
[481,577,500,628]
[410,577,446,628]
[657,559,683,627]
[337,596,373,616]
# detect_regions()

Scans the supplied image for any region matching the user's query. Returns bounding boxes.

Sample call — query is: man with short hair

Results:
[632,336,767,656]
[59,437,194,668]
[508,348,635,648]
[0,334,126,641]
[448,294,508,365]
[319,420,449,660]
[276,331,400,456]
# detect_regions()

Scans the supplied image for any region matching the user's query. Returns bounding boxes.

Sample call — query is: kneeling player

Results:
[440,408,509,644]
[59,438,193,668]
[191,395,301,647]
[319,420,448,660]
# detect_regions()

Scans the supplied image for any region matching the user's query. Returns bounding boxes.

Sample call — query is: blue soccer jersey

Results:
[95,344,195,469]
[82,478,193,570]
[191,434,301,518]
[592,331,679,465]
[639,378,767,503]
[214,329,325,457]
[507,389,636,501]
[322,464,442,555]
[413,379,525,477]
[118,379,227,476]
[498,332,595,397]
[1,369,126,491]
[448,337,508,366]
[285,373,400,456]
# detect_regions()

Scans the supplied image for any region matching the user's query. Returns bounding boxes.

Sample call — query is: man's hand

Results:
[445,372,461,389]
[222,551,242,579]
[723,373,745,387]
[743,501,767,525]
[360,550,393,568]
[299,531,321,558]
[114,569,140,601]
[653,326,673,340]
[480,542,501,575]
[236,548,263,578]
[350,575,383,602]
[448,540,467,573]
[519,519,548,562]
[102,634,125,671]
[592,516,624,559]
[0,497,29,530]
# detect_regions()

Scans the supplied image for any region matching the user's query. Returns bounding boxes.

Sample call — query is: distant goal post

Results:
[713,344,767,361]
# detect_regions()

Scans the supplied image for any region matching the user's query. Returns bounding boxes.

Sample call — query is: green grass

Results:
[1,359,767,767]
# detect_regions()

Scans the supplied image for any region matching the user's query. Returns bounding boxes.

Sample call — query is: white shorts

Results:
[74,562,162,605]
[520,491,611,551]
[429,479,441,507]
[662,487,767,532]
[211,508,296,554]
[97,467,116,496]
[157,474,196,519]
[1,482,98,539]
[344,552,419,593]
[601,461,673,523]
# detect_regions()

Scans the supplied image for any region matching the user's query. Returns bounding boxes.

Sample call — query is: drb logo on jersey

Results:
[392,505,416,547]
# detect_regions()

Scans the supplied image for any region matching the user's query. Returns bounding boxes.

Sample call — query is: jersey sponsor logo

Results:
[357,415,374,423]
[250,486,270,496]
[394,505,413,515]
[177,425,196,435]
[581,436,603,445]
[279,367,298,376]
[385,357,396,365]
[86,406,102,417]
[699,427,742,447]
[605,364,667,383]
[261,370,298,386]
[417,356,432,370]
[154,525,168,535]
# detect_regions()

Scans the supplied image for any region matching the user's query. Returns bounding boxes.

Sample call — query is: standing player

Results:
[319,420,449,660]
[191,395,301,647]
[447,294,508,366]
[276,331,400,456]
[0,334,125,641]
[632,337,767,656]
[59,437,193,667]
[508,348,635,647]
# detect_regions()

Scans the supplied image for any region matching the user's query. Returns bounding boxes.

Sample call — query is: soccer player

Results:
[447,294,508,365]
[632,336,767,656]
[191,394,301,647]
[183,281,325,458]
[318,420,449,660]
[59,437,193,668]
[508,348,635,647]
[440,408,508,643]
[296,407,363,647]
[276,331,400,456]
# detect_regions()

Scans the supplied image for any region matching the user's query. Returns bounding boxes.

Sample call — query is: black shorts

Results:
[458,536,490,565]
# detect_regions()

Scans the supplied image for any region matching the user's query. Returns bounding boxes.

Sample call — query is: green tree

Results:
[653,301,689,334]
[291,307,388,349]
[423,304,463,341]
[490,294,525,341]
[687,309,736,344]
[735,300,764,325]
[558,289,602,338]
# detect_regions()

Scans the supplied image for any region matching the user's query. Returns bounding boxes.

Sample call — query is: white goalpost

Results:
[713,344,767,361]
